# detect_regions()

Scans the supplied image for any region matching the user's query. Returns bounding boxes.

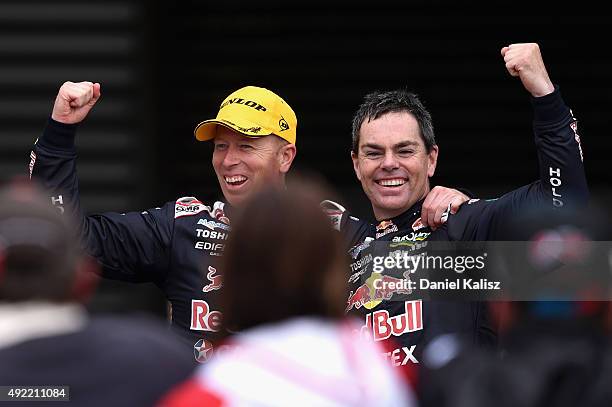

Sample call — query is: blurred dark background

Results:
[1,0,609,317]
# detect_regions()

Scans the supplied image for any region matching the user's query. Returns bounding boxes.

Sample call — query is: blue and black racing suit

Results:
[329,87,588,366]
[30,120,232,360]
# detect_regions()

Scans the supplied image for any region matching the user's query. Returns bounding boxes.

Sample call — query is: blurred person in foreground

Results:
[418,204,612,407]
[29,81,466,361]
[0,180,194,407]
[159,184,416,407]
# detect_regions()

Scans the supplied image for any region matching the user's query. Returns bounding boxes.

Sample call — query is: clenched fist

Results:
[51,81,101,124]
[501,43,555,97]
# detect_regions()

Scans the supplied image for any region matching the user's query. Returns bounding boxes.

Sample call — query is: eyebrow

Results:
[394,141,419,149]
[361,141,419,150]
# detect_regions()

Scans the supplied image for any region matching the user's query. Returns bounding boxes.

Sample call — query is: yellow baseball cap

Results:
[194,86,297,144]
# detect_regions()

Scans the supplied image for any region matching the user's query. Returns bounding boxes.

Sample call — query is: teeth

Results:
[225,176,247,184]
[378,179,406,186]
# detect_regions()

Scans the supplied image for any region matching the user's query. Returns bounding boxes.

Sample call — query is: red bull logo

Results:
[376,220,394,231]
[372,275,412,299]
[346,273,412,311]
[346,284,371,312]
[375,220,398,238]
[359,300,423,341]
[203,265,223,292]
[412,217,425,231]
[190,300,222,332]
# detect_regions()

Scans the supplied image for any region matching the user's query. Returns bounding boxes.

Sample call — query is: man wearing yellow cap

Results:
[29,82,464,362]
[194,86,298,207]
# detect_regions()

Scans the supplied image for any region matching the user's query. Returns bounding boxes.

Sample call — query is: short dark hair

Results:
[0,181,79,302]
[351,89,436,153]
[220,183,347,333]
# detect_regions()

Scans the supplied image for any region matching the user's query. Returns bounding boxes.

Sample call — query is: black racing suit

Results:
[334,87,588,367]
[30,120,231,360]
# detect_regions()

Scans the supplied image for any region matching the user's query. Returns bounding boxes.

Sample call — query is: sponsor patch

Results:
[196,228,229,240]
[375,220,398,238]
[384,345,419,366]
[175,197,207,219]
[194,240,225,255]
[202,265,223,292]
[358,300,423,341]
[198,218,231,231]
[390,232,430,248]
[193,339,214,363]
[279,116,289,132]
[346,271,413,311]
[349,237,374,259]
[28,151,36,179]
[190,300,223,332]
[570,120,584,162]
[348,253,373,283]
[412,217,425,231]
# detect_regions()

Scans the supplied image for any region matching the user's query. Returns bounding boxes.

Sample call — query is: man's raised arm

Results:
[30,82,173,284]
[447,43,588,240]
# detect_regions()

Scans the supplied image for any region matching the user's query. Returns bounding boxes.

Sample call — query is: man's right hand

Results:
[500,43,554,98]
[51,81,101,124]
[421,186,470,230]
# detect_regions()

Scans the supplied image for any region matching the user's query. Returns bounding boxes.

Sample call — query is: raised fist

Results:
[51,81,101,124]
[501,43,555,97]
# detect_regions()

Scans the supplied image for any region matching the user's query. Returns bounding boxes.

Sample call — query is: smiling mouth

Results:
[224,175,248,186]
[375,178,407,187]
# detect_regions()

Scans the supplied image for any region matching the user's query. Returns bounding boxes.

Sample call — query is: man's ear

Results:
[427,145,439,178]
[279,143,297,174]
[351,150,362,181]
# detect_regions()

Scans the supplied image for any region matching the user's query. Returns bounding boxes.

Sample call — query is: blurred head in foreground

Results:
[0,179,97,303]
[220,181,348,333]
[0,180,195,406]
[159,180,416,407]
[490,202,612,334]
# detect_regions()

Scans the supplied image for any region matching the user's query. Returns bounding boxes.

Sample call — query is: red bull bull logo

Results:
[202,265,223,292]
[372,275,412,299]
[376,220,393,231]
[412,217,425,231]
[375,220,398,238]
[346,273,412,311]
[346,284,371,312]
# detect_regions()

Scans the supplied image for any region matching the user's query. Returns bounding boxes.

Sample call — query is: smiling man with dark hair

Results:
[332,43,589,367]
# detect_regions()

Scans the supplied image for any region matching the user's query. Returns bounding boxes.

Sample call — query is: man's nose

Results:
[222,145,241,167]
[380,150,399,171]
